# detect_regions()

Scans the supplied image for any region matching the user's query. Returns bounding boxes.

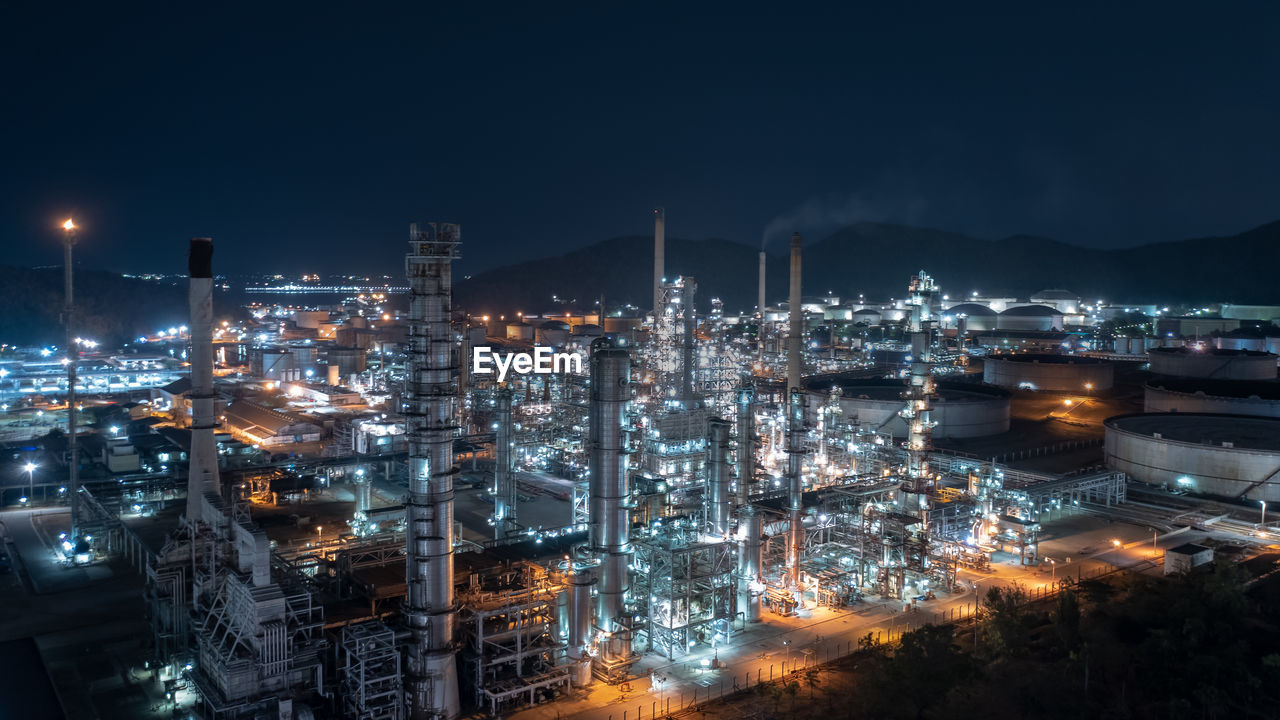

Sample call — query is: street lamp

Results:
[62,218,80,543]
[23,462,37,499]
[1261,500,1267,529]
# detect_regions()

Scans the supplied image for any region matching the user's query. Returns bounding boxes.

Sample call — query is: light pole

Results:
[24,462,37,501]
[1261,500,1268,529]
[62,218,79,541]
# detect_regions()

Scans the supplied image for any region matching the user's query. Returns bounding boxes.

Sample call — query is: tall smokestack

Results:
[589,338,631,674]
[788,233,803,394]
[757,251,766,363]
[706,418,731,538]
[186,238,219,524]
[786,388,805,588]
[405,222,461,720]
[653,208,665,325]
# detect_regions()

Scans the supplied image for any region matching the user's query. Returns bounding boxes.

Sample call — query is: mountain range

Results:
[453,220,1280,315]
[2,220,1276,347]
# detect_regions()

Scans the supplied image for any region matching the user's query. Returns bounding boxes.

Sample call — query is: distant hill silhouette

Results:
[455,220,1280,314]
[0,266,240,347]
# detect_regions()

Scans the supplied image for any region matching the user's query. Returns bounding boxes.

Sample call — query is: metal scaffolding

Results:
[340,623,404,720]
[458,562,570,714]
[632,530,735,659]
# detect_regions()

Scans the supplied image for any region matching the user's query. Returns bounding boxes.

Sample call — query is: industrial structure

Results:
[58,211,1266,720]
[1144,377,1280,418]
[983,353,1115,392]
[1104,413,1280,500]
[1147,347,1279,380]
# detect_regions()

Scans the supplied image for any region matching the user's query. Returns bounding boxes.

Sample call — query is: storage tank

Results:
[1105,413,1280,500]
[1147,347,1278,380]
[850,308,883,326]
[505,321,533,341]
[997,305,1064,332]
[983,353,1114,392]
[536,320,570,347]
[1216,335,1267,351]
[325,346,367,377]
[803,377,1010,438]
[943,303,998,332]
[1144,378,1280,418]
[1029,289,1081,315]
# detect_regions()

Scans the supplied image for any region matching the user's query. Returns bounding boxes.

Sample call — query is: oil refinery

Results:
[3,209,1279,720]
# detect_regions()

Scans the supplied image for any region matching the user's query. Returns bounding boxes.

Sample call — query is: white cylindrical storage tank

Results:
[982,353,1114,392]
[943,303,998,332]
[1148,347,1278,380]
[505,321,533,341]
[850,308,882,326]
[1105,413,1280,501]
[1217,336,1266,351]
[536,320,570,347]
[997,305,1064,332]
[803,377,1011,438]
[1144,378,1280,418]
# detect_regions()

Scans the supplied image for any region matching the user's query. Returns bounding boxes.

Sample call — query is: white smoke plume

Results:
[760,191,928,249]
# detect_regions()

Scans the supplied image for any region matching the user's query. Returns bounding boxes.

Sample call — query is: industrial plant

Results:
[3,212,1280,720]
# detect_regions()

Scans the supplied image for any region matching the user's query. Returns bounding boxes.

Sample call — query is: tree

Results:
[1052,588,1081,652]
[803,668,820,699]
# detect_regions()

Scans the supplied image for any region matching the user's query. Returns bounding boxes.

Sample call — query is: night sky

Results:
[4,3,1278,278]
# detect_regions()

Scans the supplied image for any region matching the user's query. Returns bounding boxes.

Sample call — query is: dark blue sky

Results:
[3,2,1278,277]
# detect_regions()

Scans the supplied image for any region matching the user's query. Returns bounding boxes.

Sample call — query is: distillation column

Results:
[404,222,462,720]
[653,208,665,325]
[566,563,595,686]
[786,388,805,588]
[787,233,803,395]
[588,339,632,674]
[735,384,761,621]
[735,385,755,505]
[186,238,220,525]
[493,387,516,538]
[706,418,731,538]
[901,271,939,524]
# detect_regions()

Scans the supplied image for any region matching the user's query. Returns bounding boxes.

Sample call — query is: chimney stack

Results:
[653,208,665,325]
[787,233,803,394]
[186,238,219,525]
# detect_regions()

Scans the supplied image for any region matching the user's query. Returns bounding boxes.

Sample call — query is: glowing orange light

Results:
[62,218,76,231]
